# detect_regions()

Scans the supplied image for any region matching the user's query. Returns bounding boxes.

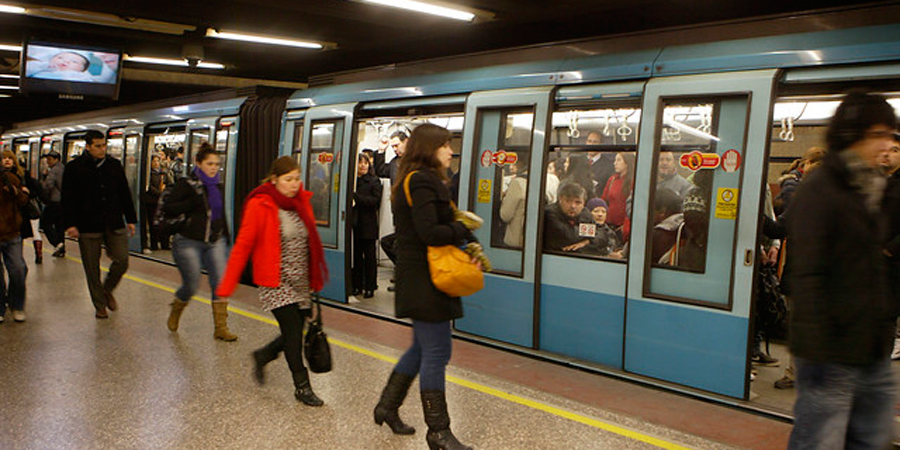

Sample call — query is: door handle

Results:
[744,248,753,266]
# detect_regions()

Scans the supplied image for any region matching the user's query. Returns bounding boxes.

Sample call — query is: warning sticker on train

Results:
[477,179,492,203]
[480,150,518,167]
[715,187,739,220]
[721,150,742,173]
[679,151,720,171]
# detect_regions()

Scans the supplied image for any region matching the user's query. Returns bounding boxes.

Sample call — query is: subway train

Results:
[3,6,900,418]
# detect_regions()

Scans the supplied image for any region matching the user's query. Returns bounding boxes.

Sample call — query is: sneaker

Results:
[891,338,900,360]
[142,249,153,255]
[774,376,795,389]
[12,310,25,322]
[52,245,65,257]
[751,351,780,367]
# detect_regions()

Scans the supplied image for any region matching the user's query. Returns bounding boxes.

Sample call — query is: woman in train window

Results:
[163,143,237,342]
[351,152,382,298]
[216,156,329,407]
[373,123,477,450]
[601,152,635,230]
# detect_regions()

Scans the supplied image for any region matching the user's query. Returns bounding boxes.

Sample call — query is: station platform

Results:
[0,242,795,450]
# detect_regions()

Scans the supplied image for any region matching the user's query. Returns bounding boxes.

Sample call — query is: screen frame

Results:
[19,39,123,100]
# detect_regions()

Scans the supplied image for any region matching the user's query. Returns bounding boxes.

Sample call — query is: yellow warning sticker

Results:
[477,179,492,203]
[715,187,738,220]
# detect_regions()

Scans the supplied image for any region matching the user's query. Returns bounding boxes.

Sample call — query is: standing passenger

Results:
[352,153,382,298]
[601,152,635,229]
[786,91,897,450]
[142,154,164,252]
[373,124,476,450]
[40,151,66,258]
[2,151,42,265]
[374,131,408,274]
[165,144,237,341]
[0,158,29,323]
[216,157,329,406]
[61,130,136,319]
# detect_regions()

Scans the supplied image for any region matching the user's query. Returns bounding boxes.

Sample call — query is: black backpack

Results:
[154,180,202,236]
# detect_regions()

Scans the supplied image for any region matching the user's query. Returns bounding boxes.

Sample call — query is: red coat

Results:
[216,187,326,298]
[601,173,630,227]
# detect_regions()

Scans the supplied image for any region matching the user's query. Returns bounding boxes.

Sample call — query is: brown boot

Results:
[211,302,237,341]
[34,240,42,264]
[167,299,188,332]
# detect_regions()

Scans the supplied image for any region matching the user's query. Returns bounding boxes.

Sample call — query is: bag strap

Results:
[311,292,323,325]
[403,170,418,207]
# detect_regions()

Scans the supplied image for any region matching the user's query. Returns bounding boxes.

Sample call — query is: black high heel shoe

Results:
[364,290,374,298]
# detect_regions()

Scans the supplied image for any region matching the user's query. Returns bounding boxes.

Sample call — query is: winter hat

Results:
[586,197,608,211]
[682,192,707,214]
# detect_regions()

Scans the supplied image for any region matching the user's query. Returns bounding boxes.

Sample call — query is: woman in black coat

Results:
[372,124,475,450]
[352,153,383,298]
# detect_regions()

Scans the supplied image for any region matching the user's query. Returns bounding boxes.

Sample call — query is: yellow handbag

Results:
[404,171,484,297]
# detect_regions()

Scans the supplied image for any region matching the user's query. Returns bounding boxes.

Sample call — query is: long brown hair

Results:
[1,150,24,178]
[263,155,300,184]
[391,123,451,200]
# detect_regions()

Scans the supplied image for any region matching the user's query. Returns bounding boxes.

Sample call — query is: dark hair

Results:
[194,142,217,164]
[655,188,683,214]
[826,90,897,152]
[557,181,586,201]
[83,129,105,146]
[264,156,299,183]
[358,152,371,165]
[617,152,636,197]
[390,130,409,142]
[392,124,450,199]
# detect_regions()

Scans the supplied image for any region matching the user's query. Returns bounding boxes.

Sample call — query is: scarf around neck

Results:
[839,150,886,214]
[246,182,329,292]
[194,167,223,221]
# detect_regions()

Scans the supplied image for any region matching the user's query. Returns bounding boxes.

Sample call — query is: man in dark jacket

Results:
[62,130,137,319]
[0,163,29,323]
[785,91,897,450]
[374,131,408,288]
[543,182,607,255]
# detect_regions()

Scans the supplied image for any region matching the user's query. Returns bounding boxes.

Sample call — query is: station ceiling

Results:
[0,0,890,127]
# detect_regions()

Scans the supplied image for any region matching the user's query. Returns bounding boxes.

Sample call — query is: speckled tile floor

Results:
[0,242,777,450]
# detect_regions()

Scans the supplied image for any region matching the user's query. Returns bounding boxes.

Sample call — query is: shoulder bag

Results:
[403,171,484,298]
[304,294,332,374]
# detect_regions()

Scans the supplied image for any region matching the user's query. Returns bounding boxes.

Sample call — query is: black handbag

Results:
[22,197,42,220]
[304,294,332,373]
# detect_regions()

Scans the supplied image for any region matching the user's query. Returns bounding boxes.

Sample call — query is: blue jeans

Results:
[789,356,895,450]
[172,235,227,302]
[394,320,453,391]
[0,236,27,315]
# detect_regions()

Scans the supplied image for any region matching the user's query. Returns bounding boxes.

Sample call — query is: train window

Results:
[108,129,125,161]
[543,106,640,261]
[645,96,749,307]
[123,134,139,198]
[469,108,534,277]
[39,138,52,177]
[146,126,187,183]
[65,137,85,162]
[307,120,339,226]
[215,117,237,187]
[291,121,304,167]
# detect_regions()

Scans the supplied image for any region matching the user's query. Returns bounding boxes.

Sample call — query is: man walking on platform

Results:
[62,130,137,319]
[786,91,898,450]
[40,151,66,257]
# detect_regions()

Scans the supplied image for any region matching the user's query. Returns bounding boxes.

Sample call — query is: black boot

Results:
[421,390,472,450]
[293,368,324,406]
[374,371,416,435]
[251,346,277,386]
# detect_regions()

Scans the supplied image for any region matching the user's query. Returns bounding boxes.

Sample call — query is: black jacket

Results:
[142,168,164,205]
[542,202,607,255]
[162,174,228,243]
[393,170,469,322]
[884,172,900,305]
[352,173,382,240]
[61,153,137,233]
[373,151,400,186]
[786,151,895,364]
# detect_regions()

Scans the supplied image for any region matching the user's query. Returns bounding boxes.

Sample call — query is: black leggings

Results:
[267,304,311,374]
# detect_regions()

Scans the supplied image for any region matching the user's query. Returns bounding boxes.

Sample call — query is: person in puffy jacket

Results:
[217,156,328,407]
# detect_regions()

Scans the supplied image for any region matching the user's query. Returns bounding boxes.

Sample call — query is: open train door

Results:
[624,70,777,399]
[296,103,357,302]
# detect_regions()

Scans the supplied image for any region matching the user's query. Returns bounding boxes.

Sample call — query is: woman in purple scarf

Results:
[163,142,237,341]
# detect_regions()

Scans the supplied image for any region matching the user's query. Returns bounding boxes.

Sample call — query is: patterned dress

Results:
[259,209,311,311]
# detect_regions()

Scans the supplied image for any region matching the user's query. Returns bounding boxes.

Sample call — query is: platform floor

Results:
[0,241,798,450]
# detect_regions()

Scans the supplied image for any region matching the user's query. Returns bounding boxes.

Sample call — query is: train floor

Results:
[0,240,885,450]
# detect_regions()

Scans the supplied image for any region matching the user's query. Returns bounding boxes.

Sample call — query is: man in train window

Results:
[785,91,897,450]
[374,130,408,186]
[542,181,607,255]
[656,151,692,198]
[585,131,615,197]
[62,129,137,319]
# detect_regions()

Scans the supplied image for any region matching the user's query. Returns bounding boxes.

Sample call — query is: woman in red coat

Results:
[601,152,635,230]
[217,156,328,406]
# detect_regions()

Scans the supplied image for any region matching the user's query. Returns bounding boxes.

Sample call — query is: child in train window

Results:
[586,197,623,258]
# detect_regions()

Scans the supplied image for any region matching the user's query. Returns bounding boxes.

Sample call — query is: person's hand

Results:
[608,250,624,259]
[21,186,29,194]
[66,227,79,238]
[378,137,389,153]
[471,256,483,272]
[127,223,136,237]
[562,240,590,252]
[766,246,779,266]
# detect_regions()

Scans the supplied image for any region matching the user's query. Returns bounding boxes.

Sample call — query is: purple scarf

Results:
[194,167,224,221]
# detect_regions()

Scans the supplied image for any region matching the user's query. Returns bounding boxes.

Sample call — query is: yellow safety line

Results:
[63,253,694,450]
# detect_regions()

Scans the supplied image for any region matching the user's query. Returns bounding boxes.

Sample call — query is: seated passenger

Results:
[657,151,692,198]
[500,159,528,248]
[586,197,623,258]
[543,182,607,254]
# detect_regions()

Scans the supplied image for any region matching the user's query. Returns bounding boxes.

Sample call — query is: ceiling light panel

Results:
[361,0,475,21]
[206,29,327,49]
[0,43,22,52]
[0,4,26,14]
[125,55,225,70]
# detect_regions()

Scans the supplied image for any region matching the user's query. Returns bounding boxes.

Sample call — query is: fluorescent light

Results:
[125,55,225,69]
[361,0,475,21]
[0,94,10,98]
[0,4,26,14]
[0,74,18,79]
[206,29,323,49]
[0,43,22,52]
[0,85,18,90]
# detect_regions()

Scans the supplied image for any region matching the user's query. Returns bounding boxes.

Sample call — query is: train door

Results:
[536,82,645,367]
[624,70,777,399]
[296,103,356,302]
[216,116,239,238]
[62,131,88,162]
[455,87,553,347]
[185,120,215,172]
[143,122,186,260]
[115,127,143,252]
[27,137,40,178]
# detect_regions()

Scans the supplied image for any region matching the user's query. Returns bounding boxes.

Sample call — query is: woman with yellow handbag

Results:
[372,124,478,450]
